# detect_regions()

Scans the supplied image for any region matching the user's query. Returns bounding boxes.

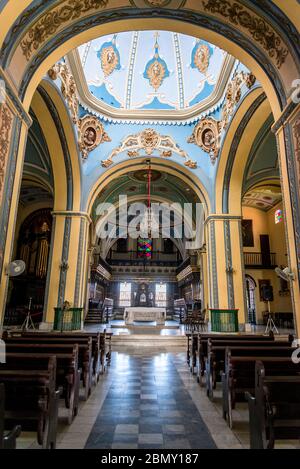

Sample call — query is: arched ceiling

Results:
[69,30,235,122]
[91,168,199,222]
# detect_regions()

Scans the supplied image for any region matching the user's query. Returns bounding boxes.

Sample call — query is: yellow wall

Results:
[242,203,292,323]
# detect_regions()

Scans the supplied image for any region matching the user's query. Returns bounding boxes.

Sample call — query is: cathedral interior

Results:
[0,0,300,453]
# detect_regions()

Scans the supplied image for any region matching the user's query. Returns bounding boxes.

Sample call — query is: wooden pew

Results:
[4,337,92,400]
[206,341,292,399]
[245,360,300,448]
[195,333,275,384]
[0,356,59,449]
[4,346,80,424]
[221,348,296,428]
[205,339,291,397]
[11,331,106,382]
[9,330,112,383]
[0,383,21,449]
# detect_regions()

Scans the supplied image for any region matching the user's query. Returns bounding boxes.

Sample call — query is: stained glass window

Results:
[137,238,152,259]
[275,209,283,224]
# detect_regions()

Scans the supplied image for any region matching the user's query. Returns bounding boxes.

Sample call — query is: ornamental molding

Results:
[202,0,289,68]
[48,62,110,159]
[20,0,109,61]
[292,116,300,190]
[101,128,197,169]
[78,114,111,159]
[68,49,236,125]
[220,70,256,131]
[187,71,256,164]
[48,62,79,125]
[187,117,221,165]
[0,104,13,204]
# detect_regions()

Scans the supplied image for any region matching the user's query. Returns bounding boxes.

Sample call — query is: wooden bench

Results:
[221,348,296,428]
[206,341,293,399]
[11,330,107,382]
[0,383,21,449]
[0,355,59,449]
[245,360,300,448]
[4,346,80,424]
[4,337,93,400]
[194,333,275,382]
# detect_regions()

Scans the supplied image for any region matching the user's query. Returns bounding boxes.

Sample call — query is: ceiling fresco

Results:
[76,30,230,113]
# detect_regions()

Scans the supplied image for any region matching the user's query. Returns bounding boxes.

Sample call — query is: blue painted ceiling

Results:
[77,31,227,112]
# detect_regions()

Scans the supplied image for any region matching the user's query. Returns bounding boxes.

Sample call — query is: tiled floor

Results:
[84,353,216,449]
[15,343,300,450]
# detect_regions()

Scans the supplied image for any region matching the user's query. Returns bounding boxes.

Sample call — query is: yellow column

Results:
[42,211,91,328]
[272,102,300,337]
[205,216,246,328]
[0,74,32,327]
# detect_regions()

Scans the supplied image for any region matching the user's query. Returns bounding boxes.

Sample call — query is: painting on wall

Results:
[241,219,254,247]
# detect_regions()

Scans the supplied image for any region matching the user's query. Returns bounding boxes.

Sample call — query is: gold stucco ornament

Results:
[78,115,111,159]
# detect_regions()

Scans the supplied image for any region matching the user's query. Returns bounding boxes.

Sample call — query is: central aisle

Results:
[55,348,243,450]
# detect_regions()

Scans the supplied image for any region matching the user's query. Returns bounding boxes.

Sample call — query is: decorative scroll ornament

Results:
[187,117,221,165]
[0,104,13,203]
[20,0,109,60]
[220,71,256,130]
[202,0,288,68]
[191,41,211,75]
[48,62,79,124]
[78,115,111,160]
[101,128,197,169]
[144,33,170,91]
[97,34,121,77]
[131,0,185,7]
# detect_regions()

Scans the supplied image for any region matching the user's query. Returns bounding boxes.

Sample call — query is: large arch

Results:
[0,1,299,332]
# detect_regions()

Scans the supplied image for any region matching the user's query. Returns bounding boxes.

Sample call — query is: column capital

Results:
[51,210,92,224]
[204,214,242,225]
[0,67,32,127]
[272,100,300,134]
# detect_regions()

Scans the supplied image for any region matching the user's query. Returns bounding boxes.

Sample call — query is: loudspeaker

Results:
[262,285,273,301]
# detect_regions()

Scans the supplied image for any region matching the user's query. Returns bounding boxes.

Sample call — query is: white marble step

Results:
[111,334,186,347]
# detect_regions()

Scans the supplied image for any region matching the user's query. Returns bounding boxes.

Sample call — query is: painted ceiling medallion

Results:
[191,41,211,75]
[97,34,121,77]
[101,128,197,168]
[78,115,111,159]
[188,117,221,164]
[144,33,170,91]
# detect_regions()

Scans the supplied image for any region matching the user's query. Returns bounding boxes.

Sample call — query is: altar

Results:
[124,307,166,325]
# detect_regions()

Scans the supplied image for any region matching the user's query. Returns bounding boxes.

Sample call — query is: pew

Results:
[10,331,107,382]
[245,360,300,448]
[221,348,296,428]
[4,337,93,400]
[9,330,112,383]
[194,333,275,383]
[0,383,21,449]
[206,341,293,399]
[4,347,80,424]
[0,356,59,449]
